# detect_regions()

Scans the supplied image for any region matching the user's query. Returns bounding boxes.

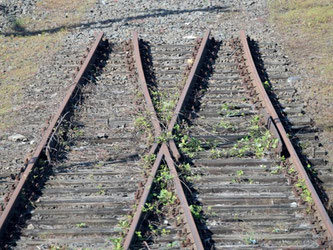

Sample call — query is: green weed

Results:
[156,131,174,143]
[243,234,257,245]
[288,167,296,174]
[270,165,282,174]
[263,80,271,90]
[134,116,151,131]
[190,205,203,220]
[218,120,236,131]
[109,237,123,250]
[143,153,156,169]
[295,178,313,204]
[229,115,277,158]
[76,222,87,228]
[237,170,244,176]
[178,134,202,158]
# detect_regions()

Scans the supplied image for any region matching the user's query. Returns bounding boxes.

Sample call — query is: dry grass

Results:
[0,32,65,130]
[18,0,95,32]
[0,0,95,131]
[269,0,333,131]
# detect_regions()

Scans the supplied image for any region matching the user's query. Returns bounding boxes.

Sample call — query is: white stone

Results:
[290,202,298,208]
[97,132,108,138]
[8,134,27,142]
[183,35,196,39]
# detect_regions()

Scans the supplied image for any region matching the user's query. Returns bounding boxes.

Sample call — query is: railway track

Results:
[0,30,332,249]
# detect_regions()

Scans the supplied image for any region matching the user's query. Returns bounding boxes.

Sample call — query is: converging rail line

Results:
[0,32,105,239]
[235,30,333,240]
[0,29,332,249]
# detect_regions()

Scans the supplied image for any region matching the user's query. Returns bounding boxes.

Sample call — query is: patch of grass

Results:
[16,0,95,32]
[210,114,279,159]
[111,213,133,247]
[156,131,174,144]
[167,242,178,248]
[209,148,223,159]
[263,80,271,90]
[270,1,333,29]
[231,169,253,184]
[141,163,177,215]
[288,166,296,174]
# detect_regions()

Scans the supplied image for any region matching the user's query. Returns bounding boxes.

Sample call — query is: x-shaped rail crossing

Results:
[123,30,210,249]
[1,29,332,247]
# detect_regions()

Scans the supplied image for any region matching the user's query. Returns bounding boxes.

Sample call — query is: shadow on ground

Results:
[1,5,235,37]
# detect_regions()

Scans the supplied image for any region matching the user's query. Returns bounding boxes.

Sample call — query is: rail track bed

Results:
[187,42,320,248]
[0,30,332,249]
[13,42,149,249]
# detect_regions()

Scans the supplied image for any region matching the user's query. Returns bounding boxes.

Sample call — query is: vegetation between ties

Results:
[210,115,279,159]
[110,152,186,248]
[295,178,314,205]
[283,160,315,213]
[114,101,206,248]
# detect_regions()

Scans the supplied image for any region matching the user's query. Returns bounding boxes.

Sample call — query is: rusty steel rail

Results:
[239,30,333,240]
[162,143,203,248]
[132,31,162,138]
[123,143,163,248]
[167,30,210,132]
[0,32,104,238]
[123,30,210,250]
